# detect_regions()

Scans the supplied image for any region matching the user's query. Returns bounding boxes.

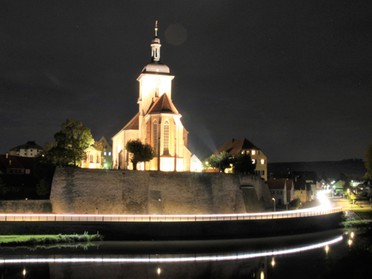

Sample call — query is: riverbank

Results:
[0,233,101,246]
[343,208,372,228]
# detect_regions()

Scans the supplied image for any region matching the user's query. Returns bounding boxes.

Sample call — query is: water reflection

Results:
[0,229,369,279]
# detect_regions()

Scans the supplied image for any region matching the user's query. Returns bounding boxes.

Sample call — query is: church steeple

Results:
[151,20,161,62]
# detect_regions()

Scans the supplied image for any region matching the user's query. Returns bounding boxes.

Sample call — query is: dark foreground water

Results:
[1,228,371,279]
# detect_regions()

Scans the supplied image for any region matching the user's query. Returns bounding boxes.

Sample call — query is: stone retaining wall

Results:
[0,200,52,213]
[50,168,270,214]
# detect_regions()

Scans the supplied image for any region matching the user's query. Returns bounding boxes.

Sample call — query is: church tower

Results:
[112,22,191,171]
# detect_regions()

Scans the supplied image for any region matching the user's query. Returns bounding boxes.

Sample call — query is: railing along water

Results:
[0,207,342,223]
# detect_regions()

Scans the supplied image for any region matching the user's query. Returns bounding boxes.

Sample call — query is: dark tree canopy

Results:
[207,152,231,172]
[126,139,154,170]
[206,152,256,175]
[364,144,372,180]
[233,154,256,175]
[45,119,94,166]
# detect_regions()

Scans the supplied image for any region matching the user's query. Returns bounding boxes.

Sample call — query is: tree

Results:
[126,139,154,170]
[364,144,372,180]
[45,119,94,166]
[0,176,8,196]
[233,154,256,175]
[207,152,231,172]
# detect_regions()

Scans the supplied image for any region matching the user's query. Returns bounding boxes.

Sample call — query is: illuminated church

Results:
[112,22,191,171]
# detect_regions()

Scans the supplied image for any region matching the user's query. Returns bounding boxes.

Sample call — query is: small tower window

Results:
[153,120,159,155]
[164,120,170,155]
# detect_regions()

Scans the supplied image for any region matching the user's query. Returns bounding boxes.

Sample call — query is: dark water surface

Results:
[1,228,371,278]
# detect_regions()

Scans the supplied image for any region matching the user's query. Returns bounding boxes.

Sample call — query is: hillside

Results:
[268,159,366,180]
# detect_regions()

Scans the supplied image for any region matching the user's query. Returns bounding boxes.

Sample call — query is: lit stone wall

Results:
[0,200,52,213]
[50,168,269,214]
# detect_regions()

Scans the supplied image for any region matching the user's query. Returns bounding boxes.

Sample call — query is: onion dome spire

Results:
[151,20,161,62]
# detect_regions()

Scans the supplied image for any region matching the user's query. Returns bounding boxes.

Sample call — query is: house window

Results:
[260,159,265,165]
[108,152,111,156]
[251,150,256,155]
[89,154,93,163]
[104,152,107,156]
[163,120,170,154]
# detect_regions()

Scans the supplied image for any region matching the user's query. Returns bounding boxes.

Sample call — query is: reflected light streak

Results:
[348,239,353,247]
[270,257,276,267]
[324,245,329,255]
[0,236,342,265]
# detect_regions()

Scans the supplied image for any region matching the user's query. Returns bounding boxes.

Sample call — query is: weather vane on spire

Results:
[154,20,158,37]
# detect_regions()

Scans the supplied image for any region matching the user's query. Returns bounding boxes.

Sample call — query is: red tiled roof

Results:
[123,113,139,130]
[217,138,259,156]
[267,178,293,189]
[147,94,179,115]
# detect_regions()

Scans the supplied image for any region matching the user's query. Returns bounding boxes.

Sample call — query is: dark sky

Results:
[1,0,371,162]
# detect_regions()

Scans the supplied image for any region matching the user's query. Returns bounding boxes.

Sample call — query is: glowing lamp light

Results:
[270,257,276,267]
[156,267,162,275]
[347,239,353,247]
[316,190,332,209]
[324,245,330,254]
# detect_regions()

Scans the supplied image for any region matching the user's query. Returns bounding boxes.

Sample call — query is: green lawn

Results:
[0,233,101,246]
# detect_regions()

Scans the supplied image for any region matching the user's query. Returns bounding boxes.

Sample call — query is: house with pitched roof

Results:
[8,141,43,158]
[112,22,191,171]
[216,138,268,180]
[267,178,294,207]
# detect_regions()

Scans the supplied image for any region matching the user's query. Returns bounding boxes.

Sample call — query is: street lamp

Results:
[272,197,276,212]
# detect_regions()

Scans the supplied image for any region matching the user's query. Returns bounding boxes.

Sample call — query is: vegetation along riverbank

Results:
[0,232,101,247]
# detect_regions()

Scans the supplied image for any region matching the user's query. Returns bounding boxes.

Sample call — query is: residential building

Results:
[216,138,268,180]
[267,178,294,207]
[0,154,34,175]
[292,171,317,202]
[8,141,43,158]
[95,136,112,169]
[80,145,102,169]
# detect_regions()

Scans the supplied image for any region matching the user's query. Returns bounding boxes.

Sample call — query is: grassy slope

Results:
[0,233,101,246]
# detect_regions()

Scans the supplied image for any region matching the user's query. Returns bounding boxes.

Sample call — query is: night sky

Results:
[1,0,371,162]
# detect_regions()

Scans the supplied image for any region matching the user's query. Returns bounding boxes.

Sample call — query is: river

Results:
[1,227,371,278]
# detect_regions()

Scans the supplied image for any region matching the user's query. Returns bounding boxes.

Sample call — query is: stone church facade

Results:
[112,22,191,171]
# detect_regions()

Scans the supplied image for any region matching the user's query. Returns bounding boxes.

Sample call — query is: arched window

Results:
[153,120,158,155]
[164,120,170,154]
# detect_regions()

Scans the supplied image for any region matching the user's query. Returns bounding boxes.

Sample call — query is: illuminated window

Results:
[252,150,256,155]
[89,154,93,163]
[164,120,170,154]
[104,152,107,156]
[261,159,265,165]
[252,159,256,164]
[108,152,111,156]
[153,120,158,155]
